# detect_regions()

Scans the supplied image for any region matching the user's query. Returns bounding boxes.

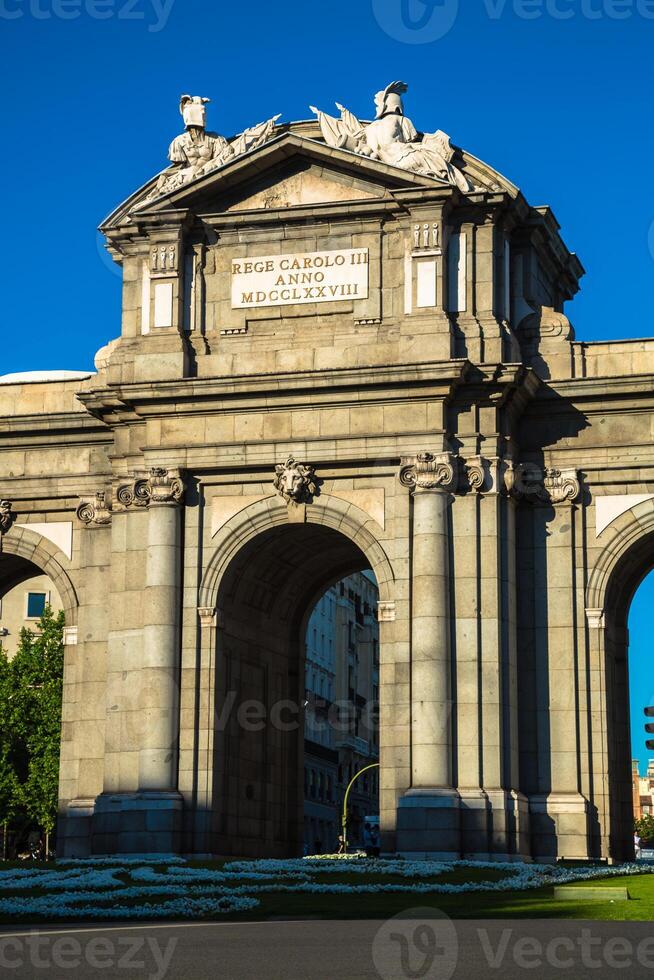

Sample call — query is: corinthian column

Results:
[139,467,185,791]
[401,453,457,790]
[396,452,460,857]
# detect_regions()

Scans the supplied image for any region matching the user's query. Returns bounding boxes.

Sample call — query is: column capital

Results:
[399,452,458,493]
[115,467,185,509]
[464,456,491,494]
[77,490,112,527]
[513,463,581,506]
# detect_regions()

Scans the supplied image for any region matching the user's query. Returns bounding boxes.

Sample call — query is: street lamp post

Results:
[341,762,380,853]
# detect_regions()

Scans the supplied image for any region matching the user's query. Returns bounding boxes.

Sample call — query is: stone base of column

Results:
[529,792,589,862]
[458,789,532,861]
[395,788,461,859]
[459,788,490,859]
[58,798,96,858]
[91,792,183,856]
[487,789,532,861]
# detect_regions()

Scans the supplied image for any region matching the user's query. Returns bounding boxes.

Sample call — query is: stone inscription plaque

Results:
[231,248,369,310]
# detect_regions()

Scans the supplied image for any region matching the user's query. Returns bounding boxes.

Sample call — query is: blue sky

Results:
[2,0,654,763]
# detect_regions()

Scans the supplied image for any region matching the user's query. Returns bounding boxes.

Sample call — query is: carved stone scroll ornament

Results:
[77,491,112,526]
[399,452,458,492]
[465,456,490,494]
[148,467,185,504]
[514,464,581,505]
[0,500,13,535]
[310,81,473,192]
[274,457,318,505]
[116,468,185,509]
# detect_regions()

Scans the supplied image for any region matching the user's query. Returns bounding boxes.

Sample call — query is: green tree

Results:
[2,607,65,856]
[635,814,654,845]
[0,645,21,857]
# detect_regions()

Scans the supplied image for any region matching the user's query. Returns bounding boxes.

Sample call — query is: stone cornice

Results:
[78,360,471,422]
[535,375,654,403]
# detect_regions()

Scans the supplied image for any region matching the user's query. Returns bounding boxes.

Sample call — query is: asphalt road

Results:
[3,917,654,979]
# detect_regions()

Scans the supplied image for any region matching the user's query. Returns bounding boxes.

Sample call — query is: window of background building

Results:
[26,591,47,620]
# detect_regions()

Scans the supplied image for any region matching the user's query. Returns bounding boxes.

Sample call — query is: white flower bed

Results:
[0,856,651,922]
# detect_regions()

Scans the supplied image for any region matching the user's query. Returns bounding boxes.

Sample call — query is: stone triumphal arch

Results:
[1,83,653,861]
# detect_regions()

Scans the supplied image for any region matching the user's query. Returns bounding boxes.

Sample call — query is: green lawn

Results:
[1,861,654,924]
[212,873,654,923]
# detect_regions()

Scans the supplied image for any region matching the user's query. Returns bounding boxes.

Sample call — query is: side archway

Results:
[586,498,654,860]
[0,525,79,626]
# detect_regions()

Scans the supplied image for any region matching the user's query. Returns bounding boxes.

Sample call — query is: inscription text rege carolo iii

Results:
[231,248,369,309]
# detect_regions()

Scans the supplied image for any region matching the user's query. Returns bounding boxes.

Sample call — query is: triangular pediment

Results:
[101,133,452,230]
[222,159,384,212]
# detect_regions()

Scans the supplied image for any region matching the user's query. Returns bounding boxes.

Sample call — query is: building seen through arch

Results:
[304,572,379,854]
[2,86,654,861]
[0,569,63,658]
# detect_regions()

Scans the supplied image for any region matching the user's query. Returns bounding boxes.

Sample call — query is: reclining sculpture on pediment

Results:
[310,81,473,192]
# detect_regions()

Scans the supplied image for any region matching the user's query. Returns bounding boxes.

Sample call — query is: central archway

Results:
[587,500,654,860]
[200,496,395,858]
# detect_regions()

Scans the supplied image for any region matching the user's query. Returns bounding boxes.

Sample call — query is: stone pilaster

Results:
[91,467,185,855]
[453,457,530,861]
[59,489,113,857]
[516,465,589,860]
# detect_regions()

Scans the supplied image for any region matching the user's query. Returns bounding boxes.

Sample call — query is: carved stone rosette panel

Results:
[399,452,458,492]
[77,491,112,526]
[274,456,318,505]
[115,468,185,509]
[514,464,581,505]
